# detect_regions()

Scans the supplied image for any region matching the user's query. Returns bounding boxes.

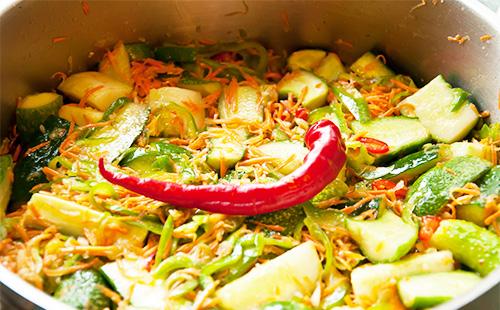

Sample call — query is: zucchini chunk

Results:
[308,104,350,135]
[347,209,418,263]
[25,193,148,247]
[124,42,154,61]
[277,70,328,110]
[351,116,431,163]
[54,269,112,310]
[400,75,479,143]
[100,259,150,299]
[0,155,13,238]
[58,71,133,111]
[314,53,346,82]
[78,101,150,161]
[58,104,104,126]
[16,92,63,140]
[406,156,491,216]
[216,241,321,310]
[148,86,205,137]
[350,52,394,79]
[430,219,500,276]
[350,251,454,307]
[287,49,326,71]
[257,141,309,175]
[218,85,265,123]
[457,165,499,226]
[397,271,481,309]
[155,45,197,63]
[361,146,441,181]
[207,133,246,173]
[99,41,132,85]
[332,85,371,123]
[178,76,222,96]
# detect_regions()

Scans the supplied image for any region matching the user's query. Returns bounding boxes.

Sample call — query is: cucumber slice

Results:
[430,219,500,276]
[257,141,309,175]
[361,146,441,181]
[350,52,394,79]
[351,251,454,307]
[25,193,148,247]
[16,92,63,140]
[314,53,346,82]
[449,141,489,160]
[278,70,328,110]
[216,241,321,310]
[100,259,150,299]
[397,271,481,309]
[99,41,132,85]
[148,86,205,132]
[218,85,264,123]
[58,71,133,111]
[287,49,326,71]
[0,155,13,239]
[124,42,154,61]
[332,85,371,123]
[400,75,479,143]
[207,135,246,172]
[58,104,104,126]
[155,45,197,63]
[178,77,222,96]
[308,104,350,135]
[456,201,490,227]
[78,101,150,161]
[406,156,491,216]
[351,116,431,163]
[347,210,418,263]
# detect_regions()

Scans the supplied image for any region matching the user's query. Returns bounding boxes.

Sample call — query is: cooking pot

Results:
[0,0,499,309]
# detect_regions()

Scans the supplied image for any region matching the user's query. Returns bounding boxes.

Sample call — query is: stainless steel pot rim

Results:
[0,1,499,309]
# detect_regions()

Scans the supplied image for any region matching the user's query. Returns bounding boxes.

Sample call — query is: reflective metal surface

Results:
[0,1,499,309]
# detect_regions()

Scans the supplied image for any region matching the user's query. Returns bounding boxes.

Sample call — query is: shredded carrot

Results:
[225,77,239,112]
[281,11,290,33]
[81,0,90,16]
[198,38,217,46]
[42,167,61,178]
[52,36,67,43]
[13,144,21,162]
[480,34,492,42]
[224,0,249,16]
[51,71,67,81]
[447,34,470,45]
[131,59,184,97]
[264,71,282,81]
[24,141,50,156]
[249,221,285,232]
[78,85,104,107]
[390,79,418,93]
[43,258,99,277]
[334,38,354,49]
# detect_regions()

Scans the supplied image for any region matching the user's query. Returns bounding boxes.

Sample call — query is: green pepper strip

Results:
[153,253,195,279]
[154,215,174,268]
[304,217,333,276]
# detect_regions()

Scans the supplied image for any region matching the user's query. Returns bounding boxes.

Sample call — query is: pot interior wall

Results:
[1,0,499,137]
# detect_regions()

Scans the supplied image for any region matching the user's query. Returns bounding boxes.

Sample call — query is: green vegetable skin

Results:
[0,155,13,238]
[308,104,350,135]
[397,271,481,309]
[406,156,492,216]
[155,45,197,63]
[78,101,150,161]
[287,49,326,71]
[249,204,305,235]
[361,146,441,181]
[178,76,222,96]
[350,52,394,79]
[207,134,246,172]
[314,53,346,82]
[351,116,430,163]
[124,42,154,60]
[16,92,63,141]
[332,85,371,123]
[347,210,418,263]
[277,70,328,110]
[11,116,70,205]
[430,219,500,276]
[54,269,111,310]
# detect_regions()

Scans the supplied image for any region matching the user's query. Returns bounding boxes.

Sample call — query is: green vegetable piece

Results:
[100,259,150,299]
[249,204,305,236]
[351,116,431,163]
[345,140,375,172]
[100,97,130,121]
[155,45,197,63]
[478,123,500,141]
[0,155,13,239]
[406,156,492,216]
[303,203,346,231]
[308,104,350,135]
[450,88,471,112]
[350,196,383,216]
[347,209,417,263]
[350,52,394,79]
[430,219,500,276]
[310,179,349,207]
[178,76,222,96]
[397,271,481,309]
[79,101,150,161]
[314,53,346,82]
[351,251,454,307]
[361,146,441,181]
[11,116,70,205]
[257,141,308,175]
[448,141,489,160]
[287,49,326,71]
[207,135,246,172]
[260,301,312,310]
[332,85,371,123]
[54,269,111,310]
[401,75,479,143]
[16,92,63,141]
[124,42,154,60]
[218,85,265,123]
[278,70,328,110]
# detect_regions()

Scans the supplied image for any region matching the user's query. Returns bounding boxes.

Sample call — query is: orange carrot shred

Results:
[52,36,67,43]
[25,141,50,156]
[78,85,104,107]
[81,0,90,16]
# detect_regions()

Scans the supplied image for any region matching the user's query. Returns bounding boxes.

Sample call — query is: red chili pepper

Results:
[295,108,309,121]
[99,120,346,216]
[357,137,389,154]
[418,216,442,244]
[371,179,408,199]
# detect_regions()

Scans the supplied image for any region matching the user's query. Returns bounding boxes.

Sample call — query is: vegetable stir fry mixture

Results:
[0,40,499,310]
